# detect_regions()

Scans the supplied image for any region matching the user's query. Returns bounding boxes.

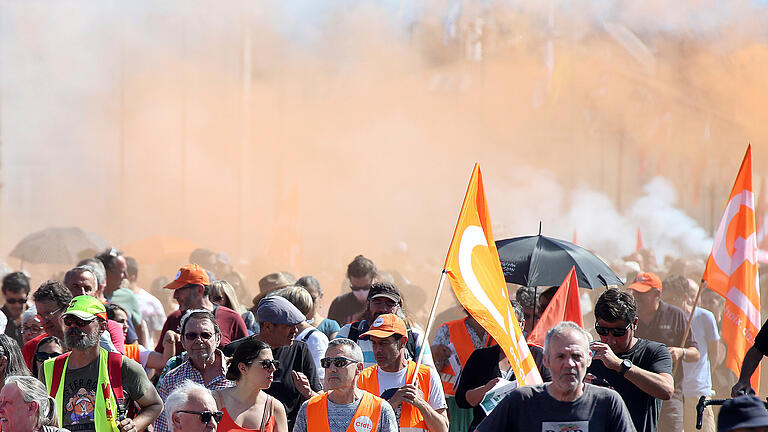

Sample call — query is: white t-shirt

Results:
[134,287,166,347]
[297,326,329,381]
[682,307,720,397]
[374,363,447,423]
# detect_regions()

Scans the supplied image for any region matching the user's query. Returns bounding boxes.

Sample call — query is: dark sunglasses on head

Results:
[184,331,214,341]
[35,351,62,362]
[248,359,280,370]
[320,356,359,368]
[177,410,223,424]
[63,316,95,328]
[5,298,27,305]
[594,322,632,337]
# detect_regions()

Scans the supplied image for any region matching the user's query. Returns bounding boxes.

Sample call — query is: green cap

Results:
[63,295,107,321]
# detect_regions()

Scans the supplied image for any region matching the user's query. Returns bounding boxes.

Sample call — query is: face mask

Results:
[353,289,369,303]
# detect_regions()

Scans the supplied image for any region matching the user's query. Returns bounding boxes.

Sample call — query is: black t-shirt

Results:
[587,338,672,432]
[263,340,322,431]
[327,292,366,327]
[635,301,698,398]
[455,344,551,431]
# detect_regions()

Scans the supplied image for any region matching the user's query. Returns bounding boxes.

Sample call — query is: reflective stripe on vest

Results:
[357,361,432,432]
[43,347,122,432]
[437,318,478,396]
[306,391,384,432]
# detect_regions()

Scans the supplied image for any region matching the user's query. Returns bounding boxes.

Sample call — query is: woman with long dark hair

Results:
[0,334,30,386]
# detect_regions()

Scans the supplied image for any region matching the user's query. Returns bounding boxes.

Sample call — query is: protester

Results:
[106,303,178,370]
[32,335,63,377]
[21,306,44,345]
[164,380,221,432]
[271,286,329,381]
[77,258,109,301]
[717,394,768,432]
[96,248,146,345]
[209,279,247,314]
[356,313,448,432]
[630,273,699,432]
[155,264,248,355]
[296,275,341,339]
[41,295,163,432]
[22,280,71,370]
[0,375,69,432]
[337,282,435,370]
[155,309,234,432]
[328,255,377,326]
[0,333,30,385]
[587,288,674,432]
[294,338,398,432]
[475,322,635,431]
[454,301,550,431]
[2,271,30,347]
[126,256,167,348]
[662,276,722,432]
[214,338,288,432]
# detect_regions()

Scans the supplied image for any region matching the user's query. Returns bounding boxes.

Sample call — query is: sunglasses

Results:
[594,322,632,337]
[320,356,359,368]
[177,410,223,424]
[184,331,214,341]
[248,359,280,370]
[5,298,27,305]
[35,351,62,362]
[63,316,95,328]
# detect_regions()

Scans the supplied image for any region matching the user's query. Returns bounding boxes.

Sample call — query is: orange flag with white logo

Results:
[444,164,542,386]
[703,145,761,391]
[527,267,583,348]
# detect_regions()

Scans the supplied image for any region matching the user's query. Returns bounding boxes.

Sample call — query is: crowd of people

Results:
[0,249,765,432]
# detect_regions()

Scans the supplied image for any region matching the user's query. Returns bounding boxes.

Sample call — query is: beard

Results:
[65,328,101,350]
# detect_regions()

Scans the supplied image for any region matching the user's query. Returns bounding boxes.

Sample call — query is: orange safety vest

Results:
[124,343,141,364]
[306,391,384,432]
[437,318,483,396]
[357,361,432,432]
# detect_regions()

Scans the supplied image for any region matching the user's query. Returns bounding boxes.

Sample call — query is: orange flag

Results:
[703,145,761,391]
[527,267,584,348]
[444,164,542,385]
[636,227,645,252]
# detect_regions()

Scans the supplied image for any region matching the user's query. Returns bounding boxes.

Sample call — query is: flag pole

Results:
[411,269,447,385]
[672,279,706,375]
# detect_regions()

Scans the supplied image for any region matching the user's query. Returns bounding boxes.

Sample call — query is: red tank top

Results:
[218,398,275,432]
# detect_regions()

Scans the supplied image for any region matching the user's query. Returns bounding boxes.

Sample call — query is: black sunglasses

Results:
[320,356,359,368]
[63,316,95,328]
[595,322,632,337]
[248,359,280,370]
[5,298,27,305]
[349,283,371,292]
[177,410,223,424]
[184,331,214,341]
[35,351,62,362]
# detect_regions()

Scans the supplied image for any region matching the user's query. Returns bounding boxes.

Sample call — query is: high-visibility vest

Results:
[437,318,484,396]
[44,348,123,432]
[357,361,432,432]
[306,391,384,432]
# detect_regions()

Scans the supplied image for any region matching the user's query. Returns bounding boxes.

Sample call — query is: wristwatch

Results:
[619,359,633,376]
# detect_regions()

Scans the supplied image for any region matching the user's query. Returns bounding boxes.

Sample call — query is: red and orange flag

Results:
[527,267,583,348]
[703,145,761,391]
[444,164,542,385]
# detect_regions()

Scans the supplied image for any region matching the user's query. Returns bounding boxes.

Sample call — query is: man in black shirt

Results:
[327,255,376,326]
[588,288,674,432]
[1,272,30,347]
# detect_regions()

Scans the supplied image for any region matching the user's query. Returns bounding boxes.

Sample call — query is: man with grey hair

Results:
[293,338,398,432]
[0,375,68,432]
[164,380,220,432]
[476,321,636,431]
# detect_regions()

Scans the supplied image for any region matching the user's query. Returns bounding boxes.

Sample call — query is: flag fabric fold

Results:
[527,267,584,348]
[703,145,761,391]
[444,163,542,386]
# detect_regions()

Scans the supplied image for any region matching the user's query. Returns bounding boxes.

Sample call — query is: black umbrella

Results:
[495,234,622,289]
[9,226,110,265]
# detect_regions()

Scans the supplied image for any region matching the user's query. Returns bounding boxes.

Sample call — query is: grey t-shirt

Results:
[293,395,398,432]
[476,383,636,432]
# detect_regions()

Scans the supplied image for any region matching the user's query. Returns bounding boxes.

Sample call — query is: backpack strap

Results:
[301,329,317,343]
[107,351,127,419]
[48,353,71,398]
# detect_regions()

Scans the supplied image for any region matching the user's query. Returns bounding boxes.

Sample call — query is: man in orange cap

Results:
[155,264,248,355]
[356,313,448,432]
[629,272,699,432]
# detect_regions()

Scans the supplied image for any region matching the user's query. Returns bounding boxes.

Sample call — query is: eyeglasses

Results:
[184,331,214,341]
[63,316,95,328]
[594,322,632,337]
[36,307,63,322]
[320,356,359,368]
[5,298,27,305]
[21,324,43,334]
[177,410,223,424]
[248,359,280,370]
[35,351,62,362]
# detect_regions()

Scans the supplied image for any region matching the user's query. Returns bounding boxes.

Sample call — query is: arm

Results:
[590,341,674,400]
[395,385,448,432]
[732,346,764,396]
[464,378,500,407]
[669,346,700,363]
[145,331,180,370]
[273,397,289,432]
[709,339,725,368]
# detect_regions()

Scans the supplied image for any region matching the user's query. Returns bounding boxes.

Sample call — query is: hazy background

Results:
[1,0,767,302]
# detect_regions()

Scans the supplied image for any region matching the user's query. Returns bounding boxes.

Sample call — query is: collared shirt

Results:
[153,350,234,432]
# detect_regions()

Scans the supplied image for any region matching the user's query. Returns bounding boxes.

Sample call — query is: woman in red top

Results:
[215,338,288,432]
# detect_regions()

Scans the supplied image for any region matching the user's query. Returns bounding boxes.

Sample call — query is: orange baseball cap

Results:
[628,272,662,293]
[164,264,210,290]
[360,313,407,339]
